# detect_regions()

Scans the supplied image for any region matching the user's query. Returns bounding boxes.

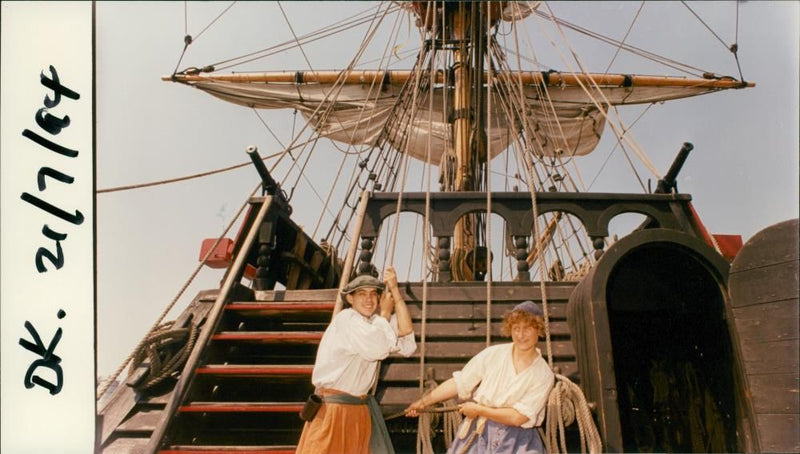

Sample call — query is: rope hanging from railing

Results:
[522,151,603,454]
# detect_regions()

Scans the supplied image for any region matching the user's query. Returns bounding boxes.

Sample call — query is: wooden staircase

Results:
[154,291,332,453]
[141,280,579,453]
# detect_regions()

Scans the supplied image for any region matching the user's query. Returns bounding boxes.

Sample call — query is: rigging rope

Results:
[97,182,262,400]
[680,1,732,51]
[277,1,316,72]
[210,3,402,72]
[602,1,645,76]
[535,3,661,183]
[521,139,602,453]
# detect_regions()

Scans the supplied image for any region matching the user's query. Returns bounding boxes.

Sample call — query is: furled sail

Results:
[168,71,750,164]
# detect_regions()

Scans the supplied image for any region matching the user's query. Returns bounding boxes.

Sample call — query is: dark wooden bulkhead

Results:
[568,228,760,452]
[728,218,799,453]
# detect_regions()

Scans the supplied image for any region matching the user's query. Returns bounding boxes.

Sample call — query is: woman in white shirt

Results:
[405,301,554,453]
[296,267,416,454]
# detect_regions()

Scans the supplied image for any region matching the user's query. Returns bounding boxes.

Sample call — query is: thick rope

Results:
[127,320,199,392]
[546,374,603,454]
[416,373,439,454]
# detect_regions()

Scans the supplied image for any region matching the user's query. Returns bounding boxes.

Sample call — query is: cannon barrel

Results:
[655,142,694,193]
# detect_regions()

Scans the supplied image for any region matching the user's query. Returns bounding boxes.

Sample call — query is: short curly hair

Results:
[501,309,545,337]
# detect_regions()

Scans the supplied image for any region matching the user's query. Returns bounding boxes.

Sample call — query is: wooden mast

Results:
[450,2,476,281]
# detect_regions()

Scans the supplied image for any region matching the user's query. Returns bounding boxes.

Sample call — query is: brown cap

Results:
[341,274,384,295]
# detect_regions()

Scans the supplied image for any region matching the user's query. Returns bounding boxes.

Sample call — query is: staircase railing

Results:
[144,196,274,454]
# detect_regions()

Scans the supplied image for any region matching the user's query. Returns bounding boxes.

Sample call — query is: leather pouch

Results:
[299,393,323,422]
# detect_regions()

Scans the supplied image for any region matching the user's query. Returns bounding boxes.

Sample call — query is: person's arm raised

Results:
[384,266,412,336]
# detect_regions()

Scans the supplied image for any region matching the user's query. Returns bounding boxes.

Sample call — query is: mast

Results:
[430,2,502,281]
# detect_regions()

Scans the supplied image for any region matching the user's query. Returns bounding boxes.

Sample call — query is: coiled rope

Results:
[546,374,603,454]
[127,320,200,392]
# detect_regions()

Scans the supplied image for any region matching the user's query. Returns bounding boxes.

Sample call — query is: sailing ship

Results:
[97,2,799,453]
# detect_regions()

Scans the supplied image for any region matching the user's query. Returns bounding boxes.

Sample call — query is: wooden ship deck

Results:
[98,187,799,453]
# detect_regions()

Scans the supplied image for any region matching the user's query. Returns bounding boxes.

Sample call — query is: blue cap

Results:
[513,300,543,317]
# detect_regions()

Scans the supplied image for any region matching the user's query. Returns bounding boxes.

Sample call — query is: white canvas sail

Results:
[175,71,748,164]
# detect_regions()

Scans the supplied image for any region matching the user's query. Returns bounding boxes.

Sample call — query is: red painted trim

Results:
[179,403,304,413]
[211,332,322,343]
[158,446,296,454]
[196,365,313,375]
[687,202,717,248]
[160,449,296,454]
[225,303,333,312]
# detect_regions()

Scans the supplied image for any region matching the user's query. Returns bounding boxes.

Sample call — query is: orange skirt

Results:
[295,400,371,454]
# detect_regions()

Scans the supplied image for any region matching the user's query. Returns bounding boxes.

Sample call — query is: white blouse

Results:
[311,308,417,396]
[452,343,554,428]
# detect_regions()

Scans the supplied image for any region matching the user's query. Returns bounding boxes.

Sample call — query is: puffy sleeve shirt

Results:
[452,343,554,428]
[311,308,416,396]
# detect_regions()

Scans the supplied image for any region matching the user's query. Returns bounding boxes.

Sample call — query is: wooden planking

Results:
[732,298,799,343]
[285,233,308,289]
[398,284,576,302]
[100,382,143,443]
[225,302,334,317]
[755,413,800,453]
[741,339,800,375]
[381,361,578,382]
[254,282,577,303]
[162,446,296,453]
[254,289,338,302]
[196,365,313,377]
[100,291,217,447]
[146,393,177,405]
[299,249,325,290]
[728,263,799,307]
[104,436,150,454]
[748,373,800,414]
[229,301,569,320]
[380,386,444,405]
[212,332,322,344]
[180,402,304,413]
[728,219,799,454]
[410,320,571,337]
[729,219,799,271]
[116,407,164,432]
[405,302,568,320]
[402,340,574,360]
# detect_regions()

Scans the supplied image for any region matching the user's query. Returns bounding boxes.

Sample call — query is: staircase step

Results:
[196,365,313,377]
[179,402,304,413]
[211,332,322,344]
[226,302,334,317]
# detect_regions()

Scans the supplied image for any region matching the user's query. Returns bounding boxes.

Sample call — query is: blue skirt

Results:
[447,418,546,454]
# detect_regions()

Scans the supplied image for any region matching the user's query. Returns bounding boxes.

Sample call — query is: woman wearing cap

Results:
[405,301,554,453]
[295,266,416,454]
